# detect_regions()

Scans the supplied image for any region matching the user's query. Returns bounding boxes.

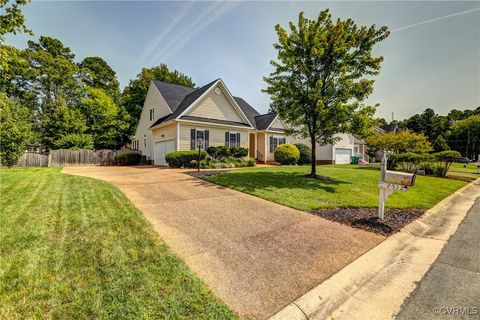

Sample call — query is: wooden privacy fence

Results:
[16,152,49,167]
[14,149,139,167]
[49,149,115,166]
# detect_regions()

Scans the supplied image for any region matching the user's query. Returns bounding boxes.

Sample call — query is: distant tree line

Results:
[376,107,480,161]
[1,0,195,166]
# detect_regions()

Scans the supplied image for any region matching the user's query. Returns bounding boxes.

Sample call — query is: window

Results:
[190,128,209,150]
[149,108,155,121]
[269,136,286,152]
[144,134,146,147]
[225,131,240,147]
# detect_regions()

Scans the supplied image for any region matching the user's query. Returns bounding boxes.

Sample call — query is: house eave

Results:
[149,119,176,131]
[176,119,254,130]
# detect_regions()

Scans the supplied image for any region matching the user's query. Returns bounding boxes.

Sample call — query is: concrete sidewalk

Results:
[63,166,383,319]
[270,178,479,320]
[396,198,480,320]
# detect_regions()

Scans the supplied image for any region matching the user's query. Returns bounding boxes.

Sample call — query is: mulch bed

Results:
[186,170,231,179]
[310,208,425,236]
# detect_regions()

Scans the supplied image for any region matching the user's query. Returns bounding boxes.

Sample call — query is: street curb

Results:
[269,178,480,320]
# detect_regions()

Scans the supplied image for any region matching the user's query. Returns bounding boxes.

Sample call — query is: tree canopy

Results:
[377,106,480,161]
[0,0,32,41]
[264,10,389,176]
[0,93,33,167]
[79,56,120,99]
[366,130,433,155]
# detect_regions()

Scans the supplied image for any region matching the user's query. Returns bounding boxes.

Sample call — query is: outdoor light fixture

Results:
[197,138,203,172]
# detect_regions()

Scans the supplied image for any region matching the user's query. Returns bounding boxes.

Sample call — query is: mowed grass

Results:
[448,162,479,179]
[206,165,467,211]
[0,167,236,320]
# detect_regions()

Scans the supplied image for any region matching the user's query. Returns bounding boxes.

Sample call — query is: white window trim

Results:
[227,131,240,147]
[270,135,286,153]
[149,108,155,121]
[192,128,209,149]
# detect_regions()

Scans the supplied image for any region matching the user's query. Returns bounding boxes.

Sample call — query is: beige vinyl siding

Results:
[269,117,287,130]
[291,136,331,160]
[257,132,266,161]
[265,132,289,161]
[179,123,248,151]
[134,83,172,159]
[186,89,243,123]
[152,123,176,144]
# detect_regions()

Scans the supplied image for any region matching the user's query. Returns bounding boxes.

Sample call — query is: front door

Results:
[249,133,255,158]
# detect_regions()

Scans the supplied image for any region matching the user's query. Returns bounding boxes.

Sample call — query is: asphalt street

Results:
[396,197,480,320]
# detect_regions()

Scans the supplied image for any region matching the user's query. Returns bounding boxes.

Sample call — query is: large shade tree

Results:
[451,115,480,161]
[79,56,120,100]
[263,10,389,177]
[121,64,195,133]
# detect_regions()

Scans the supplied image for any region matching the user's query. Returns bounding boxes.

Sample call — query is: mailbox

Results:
[384,170,416,187]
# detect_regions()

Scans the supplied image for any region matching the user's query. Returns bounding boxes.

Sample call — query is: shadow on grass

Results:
[350,165,380,171]
[198,171,350,194]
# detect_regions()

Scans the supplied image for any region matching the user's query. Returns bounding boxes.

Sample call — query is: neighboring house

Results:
[132,78,355,165]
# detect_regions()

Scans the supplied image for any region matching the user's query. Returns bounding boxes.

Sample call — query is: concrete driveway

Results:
[63,166,384,319]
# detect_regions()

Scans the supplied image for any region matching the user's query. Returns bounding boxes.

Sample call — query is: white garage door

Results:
[154,140,175,166]
[335,148,352,164]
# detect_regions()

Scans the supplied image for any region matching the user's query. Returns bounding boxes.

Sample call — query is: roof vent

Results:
[214,87,222,95]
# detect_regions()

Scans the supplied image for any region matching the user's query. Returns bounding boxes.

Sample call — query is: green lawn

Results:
[206,165,468,211]
[0,167,236,320]
[448,162,480,179]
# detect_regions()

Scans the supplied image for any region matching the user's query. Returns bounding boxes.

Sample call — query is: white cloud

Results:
[141,1,195,61]
[150,1,239,62]
[391,7,480,33]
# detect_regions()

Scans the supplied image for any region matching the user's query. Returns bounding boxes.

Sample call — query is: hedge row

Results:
[114,152,141,166]
[391,150,461,177]
[206,146,248,159]
[165,150,207,168]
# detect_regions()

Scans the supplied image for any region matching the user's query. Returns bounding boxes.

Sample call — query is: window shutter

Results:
[236,133,240,147]
[190,129,196,150]
[270,136,274,152]
[225,131,229,146]
[205,130,209,148]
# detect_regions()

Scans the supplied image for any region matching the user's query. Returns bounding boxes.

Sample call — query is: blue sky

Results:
[5,1,480,120]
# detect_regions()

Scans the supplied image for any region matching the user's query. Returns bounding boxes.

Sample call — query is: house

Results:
[132,79,355,165]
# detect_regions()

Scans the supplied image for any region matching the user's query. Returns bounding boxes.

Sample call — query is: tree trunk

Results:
[310,137,316,177]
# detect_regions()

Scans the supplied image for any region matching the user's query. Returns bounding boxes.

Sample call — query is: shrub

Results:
[274,144,300,165]
[54,134,94,150]
[206,146,248,159]
[114,152,141,166]
[165,150,207,168]
[0,94,33,168]
[389,152,432,171]
[229,146,249,158]
[206,146,230,159]
[199,157,256,169]
[294,143,312,165]
[432,150,461,177]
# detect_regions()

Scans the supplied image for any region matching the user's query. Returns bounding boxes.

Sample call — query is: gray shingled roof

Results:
[149,79,272,130]
[254,113,277,130]
[153,80,195,112]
